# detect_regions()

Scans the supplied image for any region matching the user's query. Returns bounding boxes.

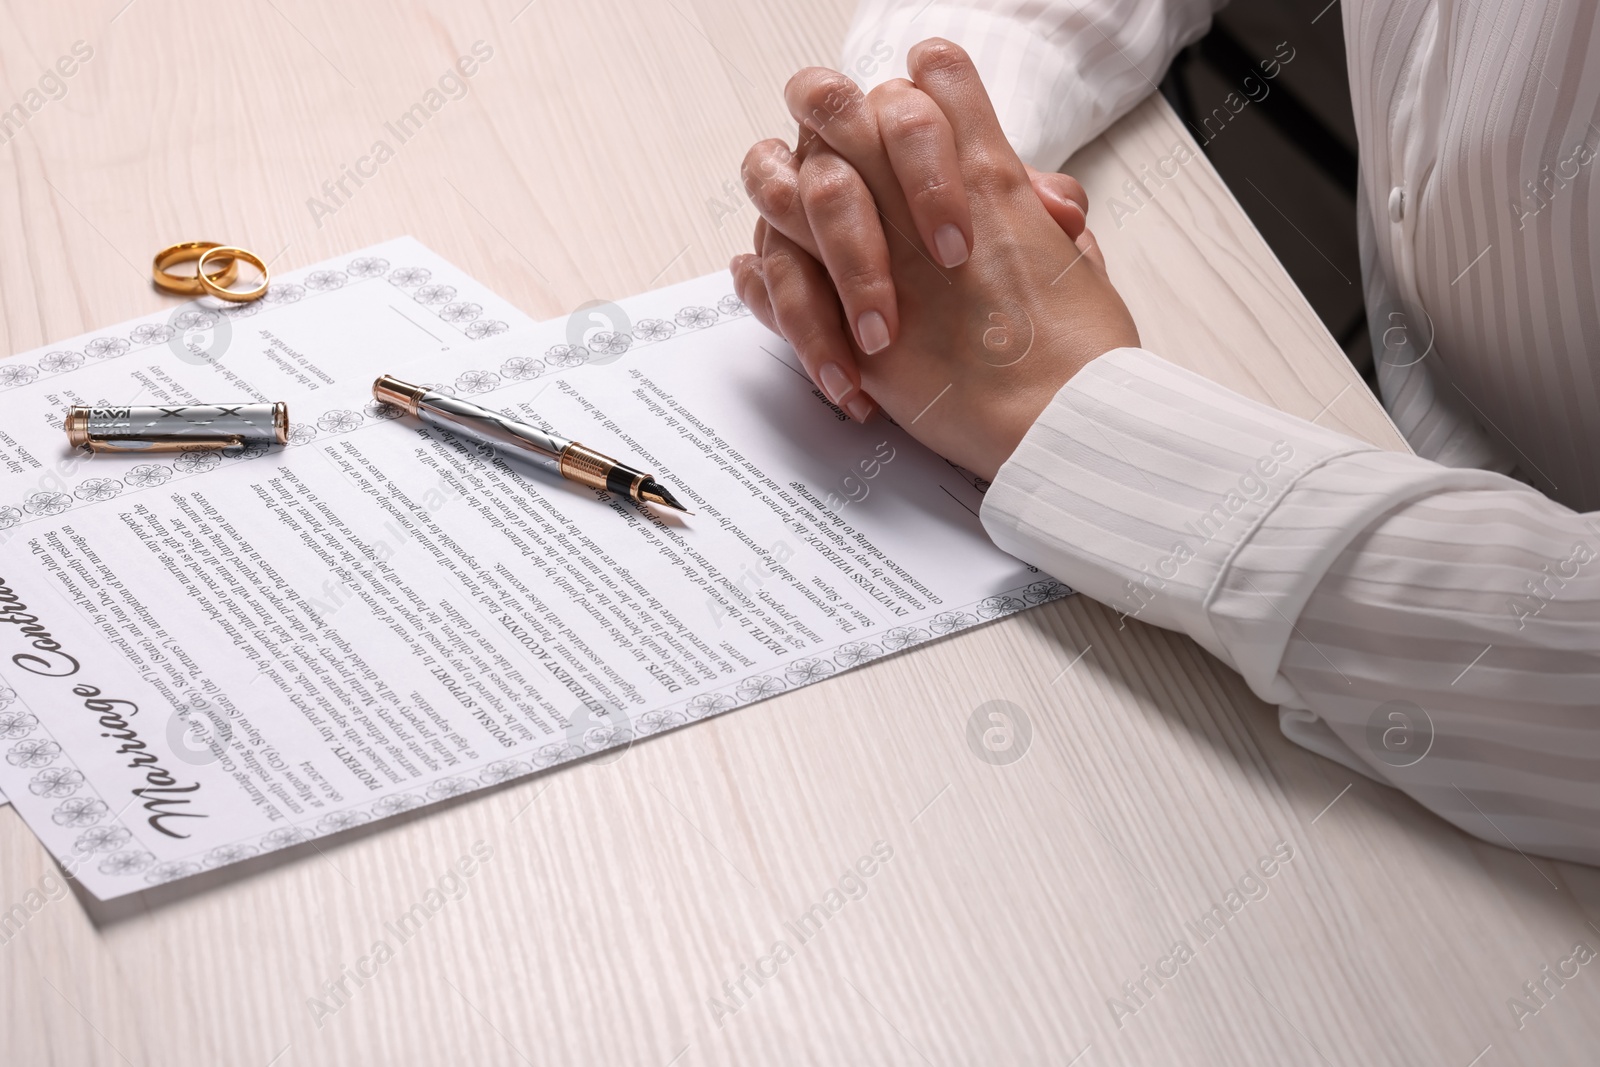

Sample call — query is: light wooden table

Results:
[3,2,1597,1065]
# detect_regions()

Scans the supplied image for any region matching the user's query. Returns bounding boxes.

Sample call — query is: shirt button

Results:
[1388,185,1405,223]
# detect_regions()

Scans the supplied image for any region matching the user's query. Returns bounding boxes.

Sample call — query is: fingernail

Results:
[845,393,875,423]
[857,311,890,354]
[933,223,969,267]
[818,362,851,405]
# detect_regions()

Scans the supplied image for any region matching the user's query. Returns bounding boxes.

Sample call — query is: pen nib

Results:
[641,479,691,513]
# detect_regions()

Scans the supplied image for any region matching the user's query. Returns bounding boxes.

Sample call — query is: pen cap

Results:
[65,403,289,453]
[373,375,427,415]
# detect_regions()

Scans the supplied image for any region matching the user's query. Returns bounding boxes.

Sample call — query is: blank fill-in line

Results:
[759,345,812,385]
[390,304,445,343]
[939,485,979,518]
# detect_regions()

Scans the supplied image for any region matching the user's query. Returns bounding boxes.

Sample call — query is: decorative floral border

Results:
[0,280,1069,891]
[0,293,750,534]
[0,574,1071,887]
[0,256,513,395]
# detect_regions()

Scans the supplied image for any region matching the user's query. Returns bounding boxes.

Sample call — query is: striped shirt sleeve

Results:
[982,348,1600,865]
[841,0,1224,169]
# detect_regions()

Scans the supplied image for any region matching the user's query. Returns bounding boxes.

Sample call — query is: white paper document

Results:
[0,238,1066,899]
[0,236,529,472]
[0,237,536,813]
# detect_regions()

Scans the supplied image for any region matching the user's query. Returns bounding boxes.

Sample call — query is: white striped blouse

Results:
[842,0,1600,864]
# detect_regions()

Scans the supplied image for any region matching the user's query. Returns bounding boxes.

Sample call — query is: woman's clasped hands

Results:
[732,38,1139,481]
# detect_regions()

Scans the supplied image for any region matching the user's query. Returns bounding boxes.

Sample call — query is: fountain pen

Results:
[373,375,690,512]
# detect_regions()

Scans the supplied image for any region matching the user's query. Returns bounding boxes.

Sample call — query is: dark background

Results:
[1163,0,1369,383]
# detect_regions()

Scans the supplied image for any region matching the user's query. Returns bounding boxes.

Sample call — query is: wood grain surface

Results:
[2,2,1595,1065]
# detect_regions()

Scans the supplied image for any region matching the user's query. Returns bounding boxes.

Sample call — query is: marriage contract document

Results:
[0,239,1066,899]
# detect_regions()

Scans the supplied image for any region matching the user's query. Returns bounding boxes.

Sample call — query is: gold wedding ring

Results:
[152,241,240,296]
[197,245,270,303]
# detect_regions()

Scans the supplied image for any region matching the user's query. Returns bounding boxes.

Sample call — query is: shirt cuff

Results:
[840,5,1101,169]
[979,347,1378,674]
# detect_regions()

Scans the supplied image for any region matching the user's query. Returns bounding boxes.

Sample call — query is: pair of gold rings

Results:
[151,241,270,303]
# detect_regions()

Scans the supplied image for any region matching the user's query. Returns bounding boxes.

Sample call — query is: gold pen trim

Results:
[373,375,426,416]
[66,407,91,450]
[373,374,694,513]
[558,442,612,492]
